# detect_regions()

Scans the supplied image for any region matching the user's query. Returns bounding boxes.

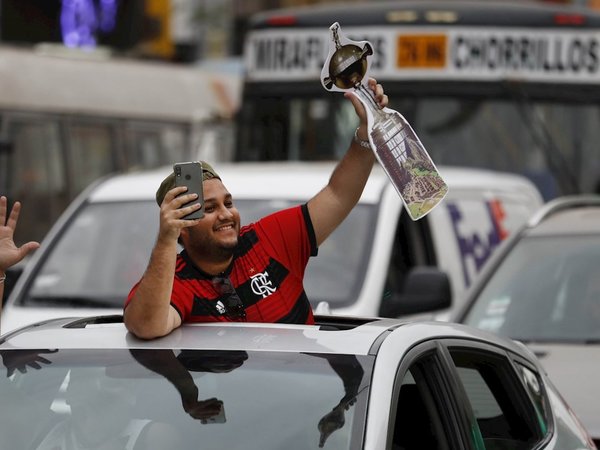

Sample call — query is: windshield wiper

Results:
[502,80,580,195]
[424,100,482,134]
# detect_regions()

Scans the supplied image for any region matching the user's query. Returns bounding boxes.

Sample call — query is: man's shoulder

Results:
[238,205,303,238]
[174,251,207,280]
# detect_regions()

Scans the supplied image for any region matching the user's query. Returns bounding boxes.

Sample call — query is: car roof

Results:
[88,162,541,205]
[525,195,600,236]
[0,315,528,358]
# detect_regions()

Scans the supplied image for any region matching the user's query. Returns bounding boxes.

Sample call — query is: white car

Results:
[455,196,600,447]
[1,162,542,333]
[0,315,595,449]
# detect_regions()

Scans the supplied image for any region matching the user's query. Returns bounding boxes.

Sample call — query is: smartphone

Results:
[202,401,226,424]
[173,161,204,220]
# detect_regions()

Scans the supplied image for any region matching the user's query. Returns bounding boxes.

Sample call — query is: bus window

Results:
[0,141,10,194]
[413,98,600,197]
[412,98,540,172]
[8,118,67,243]
[125,124,188,170]
[238,97,287,161]
[238,95,356,161]
[0,46,240,245]
[67,122,116,193]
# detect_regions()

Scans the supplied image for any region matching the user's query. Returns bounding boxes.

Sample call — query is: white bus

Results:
[0,45,240,243]
[237,0,600,201]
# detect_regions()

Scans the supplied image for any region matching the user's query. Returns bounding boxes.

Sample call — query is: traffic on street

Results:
[1,1,600,449]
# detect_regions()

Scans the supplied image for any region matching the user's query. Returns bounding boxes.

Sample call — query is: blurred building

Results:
[1,0,599,63]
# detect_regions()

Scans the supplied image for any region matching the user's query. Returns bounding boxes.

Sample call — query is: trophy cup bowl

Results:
[327,44,372,90]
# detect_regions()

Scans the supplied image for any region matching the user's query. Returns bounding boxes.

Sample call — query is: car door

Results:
[386,339,551,450]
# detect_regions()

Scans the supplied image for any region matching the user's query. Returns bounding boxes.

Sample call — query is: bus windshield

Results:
[237,1,600,200]
[238,92,599,199]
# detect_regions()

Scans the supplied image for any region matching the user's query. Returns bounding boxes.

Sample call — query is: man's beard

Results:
[186,229,238,263]
[207,241,236,261]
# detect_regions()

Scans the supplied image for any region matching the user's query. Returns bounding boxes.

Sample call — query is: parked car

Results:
[1,162,542,333]
[454,196,600,447]
[0,314,595,449]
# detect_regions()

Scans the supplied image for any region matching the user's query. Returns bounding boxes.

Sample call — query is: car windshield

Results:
[0,348,373,450]
[463,235,600,343]
[21,199,375,309]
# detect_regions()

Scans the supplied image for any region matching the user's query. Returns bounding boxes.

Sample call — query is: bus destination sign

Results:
[245,26,600,83]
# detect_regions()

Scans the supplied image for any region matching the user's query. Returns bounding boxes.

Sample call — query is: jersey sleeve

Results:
[124,275,187,321]
[124,281,140,310]
[251,204,317,278]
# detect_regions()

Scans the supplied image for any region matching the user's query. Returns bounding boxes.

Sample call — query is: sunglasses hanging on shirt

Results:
[212,277,247,320]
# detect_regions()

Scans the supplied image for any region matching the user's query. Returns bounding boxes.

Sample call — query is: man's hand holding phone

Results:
[173,162,205,220]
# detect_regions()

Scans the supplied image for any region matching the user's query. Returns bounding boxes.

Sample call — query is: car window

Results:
[0,348,373,450]
[449,348,545,450]
[391,352,455,450]
[463,235,600,342]
[23,201,158,308]
[19,199,376,310]
[516,362,550,436]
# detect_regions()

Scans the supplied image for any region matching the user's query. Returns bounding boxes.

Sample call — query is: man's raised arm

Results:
[308,78,387,246]
[124,186,201,339]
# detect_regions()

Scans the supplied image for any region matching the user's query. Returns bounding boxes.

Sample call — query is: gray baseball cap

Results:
[155,161,220,206]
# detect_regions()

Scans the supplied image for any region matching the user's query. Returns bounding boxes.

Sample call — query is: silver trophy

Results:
[321,22,448,220]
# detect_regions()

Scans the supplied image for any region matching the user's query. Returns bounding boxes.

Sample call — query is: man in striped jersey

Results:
[124,78,387,339]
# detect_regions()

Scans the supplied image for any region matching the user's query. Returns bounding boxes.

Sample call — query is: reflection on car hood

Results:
[525,342,600,440]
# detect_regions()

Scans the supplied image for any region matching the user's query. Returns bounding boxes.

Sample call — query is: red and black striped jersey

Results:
[126,204,317,324]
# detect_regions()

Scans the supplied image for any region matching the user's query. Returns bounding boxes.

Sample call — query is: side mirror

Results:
[380,266,452,317]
